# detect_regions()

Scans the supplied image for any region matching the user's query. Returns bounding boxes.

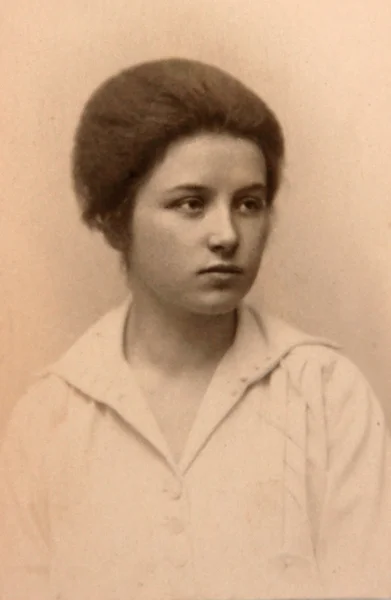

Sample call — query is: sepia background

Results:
[1,0,391,435]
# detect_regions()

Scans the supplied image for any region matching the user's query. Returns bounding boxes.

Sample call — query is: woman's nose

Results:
[207,208,239,255]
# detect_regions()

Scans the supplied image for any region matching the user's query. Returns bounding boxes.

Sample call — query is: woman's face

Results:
[127,132,271,316]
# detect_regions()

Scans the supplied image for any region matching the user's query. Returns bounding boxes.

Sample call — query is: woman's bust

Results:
[1,57,391,600]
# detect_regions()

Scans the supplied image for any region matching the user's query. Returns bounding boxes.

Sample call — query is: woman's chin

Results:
[186,293,246,316]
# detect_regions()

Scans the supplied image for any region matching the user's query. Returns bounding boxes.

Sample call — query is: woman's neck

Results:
[124,293,237,377]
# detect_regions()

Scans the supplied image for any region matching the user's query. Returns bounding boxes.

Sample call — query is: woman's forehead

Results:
[144,133,267,192]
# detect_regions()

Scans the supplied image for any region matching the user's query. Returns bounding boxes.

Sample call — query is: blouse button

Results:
[169,536,191,568]
[171,554,188,568]
[284,556,293,568]
[166,516,185,535]
[162,478,183,500]
[268,553,297,574]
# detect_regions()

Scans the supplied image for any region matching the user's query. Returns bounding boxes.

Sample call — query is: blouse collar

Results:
[43,296,338,471]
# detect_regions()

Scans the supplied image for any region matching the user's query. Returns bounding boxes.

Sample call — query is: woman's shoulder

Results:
[9,373,69,421]
[14,299,132,409]
[249,306,378,409]
[0,374,71,469]
[1,295,129,461]
[4,303,120,425]
[247,305,341,367]
[253,309,388,466]
[3,300,129,443]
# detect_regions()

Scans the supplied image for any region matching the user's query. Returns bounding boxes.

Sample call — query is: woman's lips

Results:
[199,265,243,274]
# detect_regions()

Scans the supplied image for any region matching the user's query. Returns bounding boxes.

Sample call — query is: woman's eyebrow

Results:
[166,182,266,194]
[236,183,267,193]
[166,184,209,193]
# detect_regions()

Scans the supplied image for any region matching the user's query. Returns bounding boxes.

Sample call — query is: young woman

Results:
[1,57,391,600]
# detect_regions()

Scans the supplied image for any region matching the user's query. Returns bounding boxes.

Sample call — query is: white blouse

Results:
[1,299,391,599]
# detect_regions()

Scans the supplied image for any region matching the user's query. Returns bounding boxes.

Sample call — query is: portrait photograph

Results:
[1,1,391,599]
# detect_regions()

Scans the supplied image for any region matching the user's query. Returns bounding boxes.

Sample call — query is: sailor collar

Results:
[40,297,339,471]
[44,297,338,408]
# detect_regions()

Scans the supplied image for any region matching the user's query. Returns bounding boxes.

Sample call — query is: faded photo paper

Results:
[1,2,391,599]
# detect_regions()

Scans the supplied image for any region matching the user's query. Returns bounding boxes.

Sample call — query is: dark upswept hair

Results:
[72,57,285,263]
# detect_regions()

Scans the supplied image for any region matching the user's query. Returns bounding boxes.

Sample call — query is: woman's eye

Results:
[238,196,266,213]
[173,197,205,215]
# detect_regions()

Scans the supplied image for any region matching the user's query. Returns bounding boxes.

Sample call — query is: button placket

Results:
[161,475,192,570]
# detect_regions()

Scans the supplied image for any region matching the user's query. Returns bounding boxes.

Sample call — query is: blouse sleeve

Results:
[0,376,67,600]
[316,353,391,596]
